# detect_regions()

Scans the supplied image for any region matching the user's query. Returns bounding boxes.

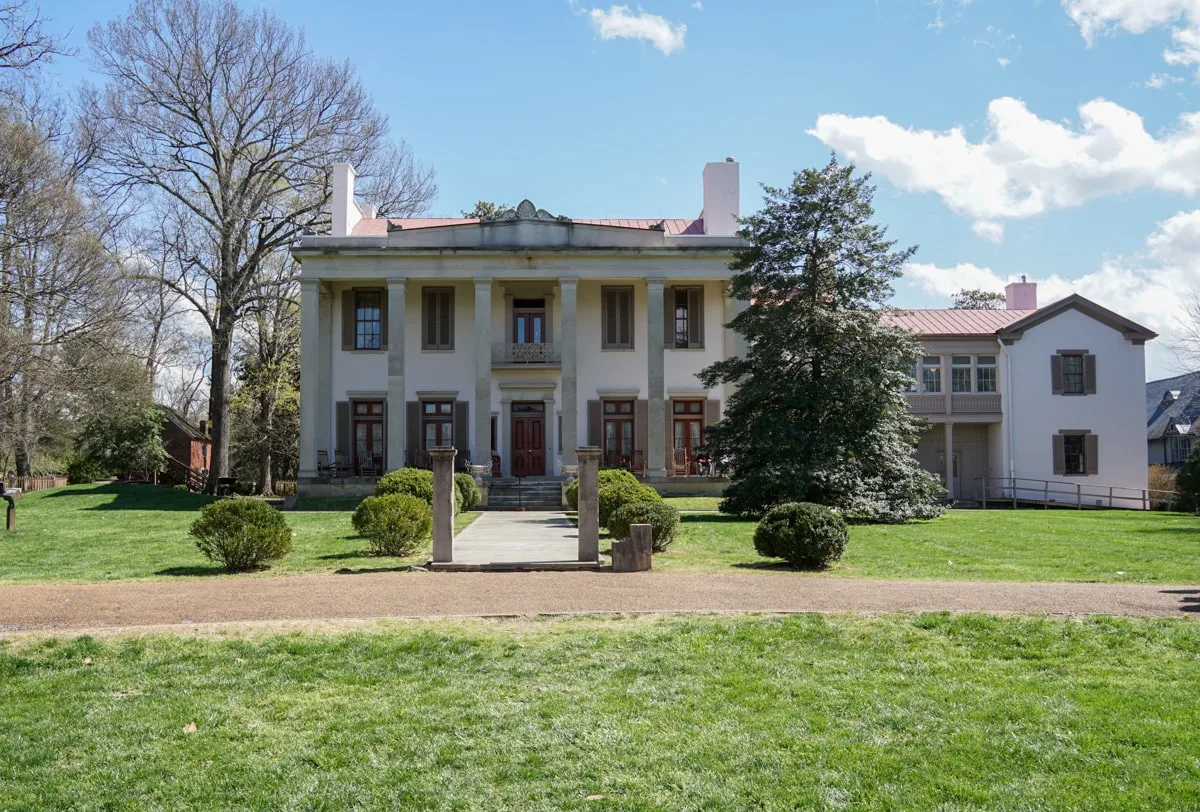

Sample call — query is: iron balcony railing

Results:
[491,341,561,367]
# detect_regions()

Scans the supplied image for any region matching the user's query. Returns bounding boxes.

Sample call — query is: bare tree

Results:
[0,0,65,72]
[82,0,436,491]
[1172,292,1200,372]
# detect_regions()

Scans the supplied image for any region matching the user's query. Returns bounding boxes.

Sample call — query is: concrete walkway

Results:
[446,511,583,567]
[0,573,1196,634]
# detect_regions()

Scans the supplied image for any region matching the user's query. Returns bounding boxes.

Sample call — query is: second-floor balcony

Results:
[906,392,1002,415]
[492,341,561,368]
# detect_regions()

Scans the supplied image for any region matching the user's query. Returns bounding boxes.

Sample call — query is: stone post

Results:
[576,446,601,562]
[430,447,457,563]
[560,279,578,467]
[298,279,321,480]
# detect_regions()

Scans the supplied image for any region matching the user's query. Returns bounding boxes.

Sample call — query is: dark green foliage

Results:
[75,405,167,480]
[566,468,641,511]
[952,288,1006,310]
[454,473,482,512]
[566,478,578,510]
[608,501,682,552]
[754,502,848,569]
[1173,448,1200,513]
[699,156,946,523]
[65,455,106,485]
[189,498,292,571]
[376,468,434,504]
[599,482,661,529]
[351,494,432,556]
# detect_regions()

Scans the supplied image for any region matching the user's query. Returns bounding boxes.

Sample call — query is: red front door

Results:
[511,403,545,477]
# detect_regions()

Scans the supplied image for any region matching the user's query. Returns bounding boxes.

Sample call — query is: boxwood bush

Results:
[376,468,434,504]
[607,501,681,552]
[352,493,432,556]
[189,498,292,572]
[566,468,642,511]
[753,501,848,569]
[454,472,482,512]
[599,481,661,529]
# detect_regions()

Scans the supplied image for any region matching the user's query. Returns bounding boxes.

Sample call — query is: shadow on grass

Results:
[44,483,215,512]
[333,564,417,575]
[681,513,747,524]
[316,550,373,561]
[154,565,229,577]
[730,560,824,573]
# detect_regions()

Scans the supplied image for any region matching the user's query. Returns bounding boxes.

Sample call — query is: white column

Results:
[944,421,955,499]
[474,278,492,471]
[646,277,666,478]
[543,396,557,474]
[501,398,513,476]
[298,278,321,479]
[560,278,578,467]
[317,286,333,457]
[386,278,406,470]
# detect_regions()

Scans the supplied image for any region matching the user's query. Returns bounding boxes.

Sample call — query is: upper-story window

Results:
[1169,436,1194,464]
[1063,434,1086,474]
[920,356,942,394]
[671,287,704,349]
[976,356,997,393]
[602,286,633,349]
[355,291,382,350]
[1061,354,1084,394]
[422,287,454,350]
[951,356,972,393]
[1052,351,1095,396]
[904,363,917,393]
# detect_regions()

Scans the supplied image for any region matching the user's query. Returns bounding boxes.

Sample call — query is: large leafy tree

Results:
[699,157,945,522]
[952,288,1006,310]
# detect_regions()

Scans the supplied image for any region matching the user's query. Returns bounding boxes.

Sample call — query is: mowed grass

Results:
[0,484,478,583]
[2,613,1199,809]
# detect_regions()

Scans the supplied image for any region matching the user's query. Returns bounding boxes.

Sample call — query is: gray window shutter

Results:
[1050,355,1063,395]
[454,401,469,459]
[620,289,632,347]
[688,287,703,347]
[422,289,434,349]
[704,399,720,432]
[441,289,454,348]
[1052,434,1066,476]
[1084,354,1097,395]
[635,399,648,465]
[587,400,602,447]
[380,288,389,351]
[664,287,675,347]
[341,291,355,350]
[335,401,351,460]
[406,401,420,466]
[1085,434,1099,475]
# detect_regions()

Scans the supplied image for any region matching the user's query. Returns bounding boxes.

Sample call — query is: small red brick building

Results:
[157,405,211,477]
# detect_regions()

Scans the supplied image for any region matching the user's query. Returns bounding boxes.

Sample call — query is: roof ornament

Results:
[483,199,572,223]
[649,219,666,232]
[386,221,405,232]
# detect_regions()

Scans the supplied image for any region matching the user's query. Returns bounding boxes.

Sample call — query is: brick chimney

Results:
[330,162,361,237]
[1005,275,1037,310]
[702,157,740,237]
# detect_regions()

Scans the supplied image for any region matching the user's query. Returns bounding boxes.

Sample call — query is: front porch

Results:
[915,420,1002,501]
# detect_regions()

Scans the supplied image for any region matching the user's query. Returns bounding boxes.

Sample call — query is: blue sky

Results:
[37,0,1200,378]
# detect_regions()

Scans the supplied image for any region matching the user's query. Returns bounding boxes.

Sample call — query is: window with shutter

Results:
[354,291,382,350]
[1060,354,1084,394]
[670,287,705,349]
[601,286,633,349]
[422,288,454,350]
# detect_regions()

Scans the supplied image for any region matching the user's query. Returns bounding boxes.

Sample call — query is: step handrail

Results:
[975,476,1179,510]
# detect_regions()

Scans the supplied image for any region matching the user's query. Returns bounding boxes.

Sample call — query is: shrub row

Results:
[376,468,481,513]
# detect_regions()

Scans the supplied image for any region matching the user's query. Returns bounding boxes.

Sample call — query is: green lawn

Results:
[0,484,478,583]
[662,495,721,511]
[653,508,1200,583]
[2,613,1198,809]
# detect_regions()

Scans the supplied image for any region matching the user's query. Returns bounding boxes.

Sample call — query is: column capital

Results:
[473,277,492,289]
[646,277,666,290]
[558,277,579,291]
[387,277,407,290]
[300,277,321,292]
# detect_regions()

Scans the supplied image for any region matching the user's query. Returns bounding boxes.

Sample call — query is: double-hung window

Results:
[951,356,973,393]
[355,291,382,350]
[1063,434,1086,475]
[920,356,942,394]
[976,356,997,392]
[672,287,704,348]
[1061,354,1084,394]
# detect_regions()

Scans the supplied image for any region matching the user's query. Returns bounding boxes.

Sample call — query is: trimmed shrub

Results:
[65,455,106,485]
[454,472,482,512]
[566,477,579,510]
[608,501,681,552]
[567,469,656,518]
[599,481,661,529]
[352,493,432,556]
[376,468,434,504]
[754,502,847,569]
[189,498,292,572]
[567,468,641,511]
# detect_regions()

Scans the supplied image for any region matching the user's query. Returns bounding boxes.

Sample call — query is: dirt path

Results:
[1,572,1197,633]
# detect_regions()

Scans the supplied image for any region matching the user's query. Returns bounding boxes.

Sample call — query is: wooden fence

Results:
[0,476,68,493]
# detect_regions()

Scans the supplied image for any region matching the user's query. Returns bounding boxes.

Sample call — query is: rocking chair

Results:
[316,450,334,478]
[672,447,690,477]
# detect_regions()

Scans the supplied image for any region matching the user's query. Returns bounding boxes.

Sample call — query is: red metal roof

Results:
[882,308,1034,336]
[351,217,705,237]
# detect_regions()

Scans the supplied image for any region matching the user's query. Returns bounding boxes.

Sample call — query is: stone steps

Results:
[485,479,564,510]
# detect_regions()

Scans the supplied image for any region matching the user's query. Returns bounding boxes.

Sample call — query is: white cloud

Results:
[997,57,1011,69]
[1146,72,1185,88]
[586,5,686,55]
[1063,0,1200,69]
[691,0,703,9]
[906,209,1200,377]
[810,97,1200,241]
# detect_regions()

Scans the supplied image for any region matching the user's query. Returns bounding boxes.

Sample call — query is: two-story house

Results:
[292,159,745,495]
[1146,371,1200,467]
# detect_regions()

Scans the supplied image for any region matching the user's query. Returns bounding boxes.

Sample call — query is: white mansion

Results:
[294,159,1156,507]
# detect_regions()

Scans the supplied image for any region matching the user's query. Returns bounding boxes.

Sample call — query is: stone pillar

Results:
[646,278,666,478]
[560,278,579,466]
[430,447,457,563]
[944,421,955,499]
[500,399,512,477]
[473,278,492,471]
[543,396,556,474]
[576,446,601,562]
[317,285,334,457]
[386,279,406,470]
[298,278,321,479]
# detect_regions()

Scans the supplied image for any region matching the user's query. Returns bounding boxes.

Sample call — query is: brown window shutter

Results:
[454,401,469,458]
[440,289,454,348]
[689,287,703,347]
[1084,354,1097,395]
[1085,434,1099,475]
[587,400,602,447]
[335,401,351,460]
[1052,434,1066,476]
[635,399,648,464]
[341,290,355,350]
[664,286,674,347]
[620,289,631,347]
[1050,355,1063,395]
[380,288,389,351]
[406,401,421,466]
[422,289,434,349]
[602,289,613,346]
[704,399,720,430]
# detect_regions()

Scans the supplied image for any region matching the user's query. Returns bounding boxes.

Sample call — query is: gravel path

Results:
[0,572,1197,633]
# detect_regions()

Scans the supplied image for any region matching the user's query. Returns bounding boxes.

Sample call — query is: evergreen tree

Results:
[699,156,945,521]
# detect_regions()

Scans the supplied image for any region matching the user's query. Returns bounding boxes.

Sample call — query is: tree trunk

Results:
[257,394,275,496]
[205,313,235,494]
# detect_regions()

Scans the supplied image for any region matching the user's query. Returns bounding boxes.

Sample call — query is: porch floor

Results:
[429,510,600,571]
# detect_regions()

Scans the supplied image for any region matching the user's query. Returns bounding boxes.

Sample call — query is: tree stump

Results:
[612,524,652,572]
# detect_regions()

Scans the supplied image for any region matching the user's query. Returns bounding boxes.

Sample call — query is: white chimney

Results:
[702,157,740,237]
[1005,275,1037,310]
[330,162,361,237]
